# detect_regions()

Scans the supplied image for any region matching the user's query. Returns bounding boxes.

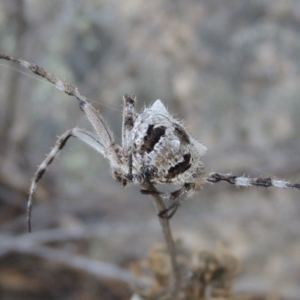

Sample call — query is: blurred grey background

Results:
[0,0,300,299]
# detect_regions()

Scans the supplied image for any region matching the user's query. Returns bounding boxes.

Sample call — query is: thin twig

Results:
[140,179,180,300]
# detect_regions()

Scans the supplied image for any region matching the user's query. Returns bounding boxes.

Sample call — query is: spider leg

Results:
[79,101,122,166]
[207,172,300,190]
[158,183,192,219]
[159,203,179,219]
[157,183,195,219]
[27,128,104,232]
[122,94,137,180]
[140,189,180,217]
[0,55,121,167]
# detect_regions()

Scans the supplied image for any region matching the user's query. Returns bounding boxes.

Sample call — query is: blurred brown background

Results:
[0,0,300,299]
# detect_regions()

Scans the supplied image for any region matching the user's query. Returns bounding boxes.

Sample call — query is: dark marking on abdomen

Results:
[141,125,166,153]
[166,154,191,180]
[174,125,190,144]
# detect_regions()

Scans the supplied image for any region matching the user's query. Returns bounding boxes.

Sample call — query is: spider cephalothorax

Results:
[1,54,299,232]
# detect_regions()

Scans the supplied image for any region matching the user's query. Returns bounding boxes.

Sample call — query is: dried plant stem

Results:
[141,180,180,300]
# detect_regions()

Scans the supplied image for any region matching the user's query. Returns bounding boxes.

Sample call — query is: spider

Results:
[1,54,299,232]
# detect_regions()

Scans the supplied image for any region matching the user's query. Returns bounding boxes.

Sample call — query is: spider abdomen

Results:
[131,100,207,185]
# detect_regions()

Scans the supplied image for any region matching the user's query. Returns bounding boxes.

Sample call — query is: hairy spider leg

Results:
[158,183,195,218]
[27,128,104,232]
[122,94,137,179]
[141,183,196,219]
[207,172,300,189]
[0,55,127,228]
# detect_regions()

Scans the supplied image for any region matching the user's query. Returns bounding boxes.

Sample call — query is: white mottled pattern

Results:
[55,79,65,91]
[235,177,251,187]
[272,179,289,188]
[20,60,31,68]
